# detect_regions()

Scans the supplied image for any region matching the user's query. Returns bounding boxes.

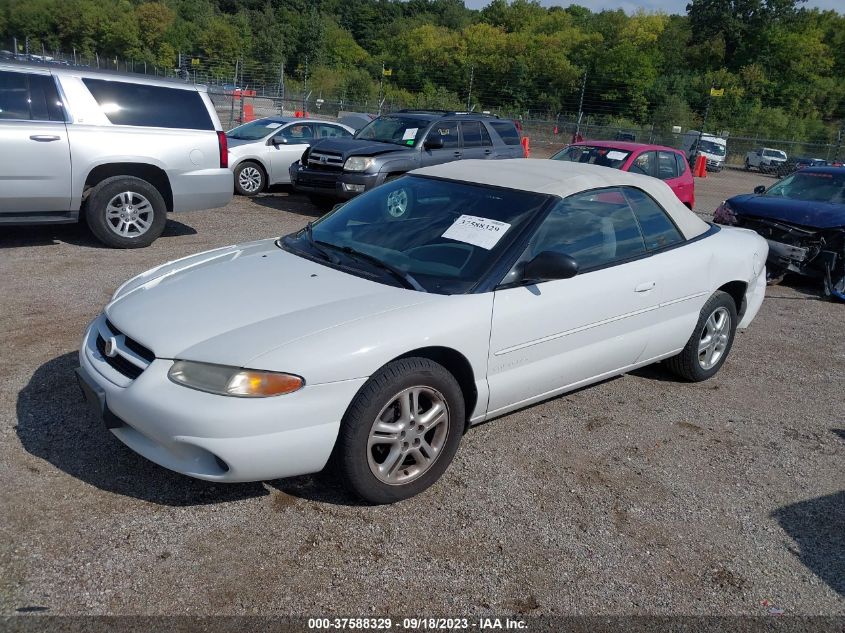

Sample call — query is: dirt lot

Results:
[0,166,842,617]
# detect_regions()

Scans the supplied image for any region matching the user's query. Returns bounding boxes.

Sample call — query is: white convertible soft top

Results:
[411,159,711,240]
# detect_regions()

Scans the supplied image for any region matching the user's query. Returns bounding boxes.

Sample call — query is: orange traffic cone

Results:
[521,136,531,158]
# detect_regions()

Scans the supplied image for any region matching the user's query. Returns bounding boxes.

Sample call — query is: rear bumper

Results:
[289,162,381,199]
[170,168,233,212]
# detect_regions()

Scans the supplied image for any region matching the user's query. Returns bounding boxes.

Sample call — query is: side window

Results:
[524,187,647,272]
[489,121,521,146]
[428,120,459,149]
[623,187,684,251]
[82,78,213,130]
[674,152,688,176]
[657,151,679,180]
[0,71,64,121]
[0,71,32,119]
[628,151,656,176]
[317,123,351,138]
[460,121,488,148]
[280,123,314,143]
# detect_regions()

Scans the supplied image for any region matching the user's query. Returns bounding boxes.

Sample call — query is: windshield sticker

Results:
[402,127,418,141]
[442,215,511,250]
[607,151,627,160]
[265,122,283,129]
[406,140,414,145]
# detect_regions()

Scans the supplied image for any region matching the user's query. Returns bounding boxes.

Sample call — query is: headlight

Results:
[168,360,304,397]
[344,156,374,172]
[713,200,737,225]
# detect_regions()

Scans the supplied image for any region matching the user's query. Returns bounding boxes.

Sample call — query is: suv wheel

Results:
[85,176,167,249]
[234,162,266,196]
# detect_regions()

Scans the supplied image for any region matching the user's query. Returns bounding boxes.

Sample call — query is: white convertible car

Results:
[77,160,768,503]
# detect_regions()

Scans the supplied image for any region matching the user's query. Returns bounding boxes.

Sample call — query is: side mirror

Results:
[522,251,579,283]
[271,136,288,146]
[424,136,444,150]
[753,185,766,194]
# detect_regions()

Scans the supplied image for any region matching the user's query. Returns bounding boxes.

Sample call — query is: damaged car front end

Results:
[714,167,845,301]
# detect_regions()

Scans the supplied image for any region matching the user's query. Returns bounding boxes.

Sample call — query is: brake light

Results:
[217,131,228,168]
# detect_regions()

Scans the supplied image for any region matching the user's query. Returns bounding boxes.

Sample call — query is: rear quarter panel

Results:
[58,75,231,211]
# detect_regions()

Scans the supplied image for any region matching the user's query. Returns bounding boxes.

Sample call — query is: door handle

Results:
[30,135,61,142]
[484,149,493,155]
[635,281,656,292]
[453,151,462,157]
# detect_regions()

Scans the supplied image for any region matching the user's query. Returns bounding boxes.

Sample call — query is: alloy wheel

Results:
[367,386,450,485]
[386,188,409,217]
[698,306,731,370]
[238,166,263,194]
[105,191,154,238]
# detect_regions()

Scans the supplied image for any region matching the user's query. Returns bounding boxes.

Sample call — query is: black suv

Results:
[289,110,524,201]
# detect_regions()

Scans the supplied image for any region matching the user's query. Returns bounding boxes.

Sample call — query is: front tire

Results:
[665,291,738,382]
[85,176,167,249]
[333,357,465,504]
[234,161,266,196]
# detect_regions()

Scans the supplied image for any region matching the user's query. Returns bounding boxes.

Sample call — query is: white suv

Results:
[0,62,233,248]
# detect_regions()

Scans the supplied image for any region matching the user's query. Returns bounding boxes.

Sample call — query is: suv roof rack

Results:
[395,109,500,119]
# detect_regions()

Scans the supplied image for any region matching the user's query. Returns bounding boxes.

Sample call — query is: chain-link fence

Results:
[4,45,844,168]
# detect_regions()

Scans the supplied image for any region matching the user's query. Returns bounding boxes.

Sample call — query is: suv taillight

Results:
[217,131,228,168]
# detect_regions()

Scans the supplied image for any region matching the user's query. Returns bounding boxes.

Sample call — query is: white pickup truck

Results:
[745,148,788,173]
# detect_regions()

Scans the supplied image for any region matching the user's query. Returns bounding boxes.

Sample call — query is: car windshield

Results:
[765,171,845,203]
[764,150,786,159]
[354,116,430,147]
[698,140,726,156]
[551,145,631,169]
[283,176,550,294]
[227,118,289,140]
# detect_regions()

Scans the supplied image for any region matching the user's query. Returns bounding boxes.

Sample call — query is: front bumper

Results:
[78,315,367,482]
[289,161,382,199]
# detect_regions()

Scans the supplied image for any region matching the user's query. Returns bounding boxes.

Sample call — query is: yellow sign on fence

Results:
[382,68,393,76]
[710,88,725,97]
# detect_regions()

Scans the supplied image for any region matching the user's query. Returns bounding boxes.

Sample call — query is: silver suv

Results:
[0,62,233,248]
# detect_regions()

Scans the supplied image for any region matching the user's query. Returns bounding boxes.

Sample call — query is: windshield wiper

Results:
[302,222,339,264]
[324,244,424,291]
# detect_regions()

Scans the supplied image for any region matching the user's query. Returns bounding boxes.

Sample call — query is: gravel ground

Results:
[0,167,842,617]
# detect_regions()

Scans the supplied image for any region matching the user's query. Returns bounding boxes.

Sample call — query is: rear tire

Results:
[85,176,167,249]
[665,291,738,382]
[332,357,465,504]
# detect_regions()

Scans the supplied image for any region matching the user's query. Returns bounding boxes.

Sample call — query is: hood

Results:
[729,193,845,229]
[309,137,412,159]
[105,240,432,366]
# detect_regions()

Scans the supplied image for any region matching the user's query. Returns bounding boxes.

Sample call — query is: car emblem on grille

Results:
[104,336,118,358]
[319,155,328,164]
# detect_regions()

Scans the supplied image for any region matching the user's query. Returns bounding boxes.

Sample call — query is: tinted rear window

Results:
[0,71,65,121]
[489,121,521,146]
[82,78,213,130]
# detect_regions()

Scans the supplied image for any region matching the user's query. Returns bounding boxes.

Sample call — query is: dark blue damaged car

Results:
[713,167,845,301]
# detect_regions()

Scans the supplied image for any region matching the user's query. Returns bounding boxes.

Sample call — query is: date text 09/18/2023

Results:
[307,617,528,630]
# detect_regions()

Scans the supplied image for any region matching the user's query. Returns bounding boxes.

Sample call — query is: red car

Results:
[551,141,696,209]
